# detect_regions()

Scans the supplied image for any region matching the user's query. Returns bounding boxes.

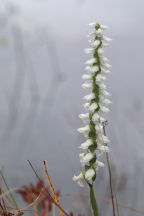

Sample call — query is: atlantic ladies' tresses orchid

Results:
[73,22,112,186]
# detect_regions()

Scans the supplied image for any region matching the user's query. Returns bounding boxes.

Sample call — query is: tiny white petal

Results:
[95,123,103,133]
[84,48,94,54]
[82,74,92,80]
[93,160,104,170]
[96,74,106,83]
[101,68,111,74]
[98,48,104,56]
[98,134,110,144]
[96,28,102,36]
[99,96,112,105]
[102,42,109,47]
[89,103,98,113]
[104,99,111,104]
[100,25,108,30]
[100,89,111,97]
[88,39,93,43]
[82,82,92,89]
[85,58,96,65]
[100,105,110,113]
[85,65,90,71]
[87,66,99,73]
[85,169,95,184]
[79,113,89,120]
[99,83,106,90]
[88,22,96,28]
[102,62,112,69]
[92,113,105,123]
[79,152,94,166]
[103,36,112,42]
[83,93,95,101]
[100,56,109,63]
[97,144,110,153]
[83,103,90,110]
[92,113,99,121]
[73,172,83,181]
[88,31,96,37]
[91,40,100,48]
[80,139,93,150]
[79,113,89,124]
[77,125,90,134]
[73,172,84,187]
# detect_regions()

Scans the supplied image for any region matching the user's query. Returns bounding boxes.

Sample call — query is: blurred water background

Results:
[0,0,144,215]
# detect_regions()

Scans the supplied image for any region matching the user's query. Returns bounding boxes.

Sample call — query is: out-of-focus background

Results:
[0,0,144,215]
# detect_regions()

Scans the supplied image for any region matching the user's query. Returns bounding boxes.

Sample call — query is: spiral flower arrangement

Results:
[73,22,112,188]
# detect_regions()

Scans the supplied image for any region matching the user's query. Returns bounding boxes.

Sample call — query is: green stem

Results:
[0,171,19,210]
[89,185,98,216]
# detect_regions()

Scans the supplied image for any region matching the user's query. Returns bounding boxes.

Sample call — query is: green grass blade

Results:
[0,171,19,210]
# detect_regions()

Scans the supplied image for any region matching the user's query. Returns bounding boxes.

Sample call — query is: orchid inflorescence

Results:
[73,22,112,187]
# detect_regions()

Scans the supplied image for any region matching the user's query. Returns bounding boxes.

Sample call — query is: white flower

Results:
[99,83,106,90]
[100,25,108,30]
[88,31,96,37]
[91,40,100,48]
[101,68,111,74]
[80,139,93,150]
[82,82,92,89]
[79,113,89,120]
[95,123,103,133]
[102,42,109,47]
[77,125,90,134]
[85,66,90,71]
[96,74,106,83]
[73,172,84,187]
[85,58,96,65]
[89,103,98,113]
[94,160,105,170]
[103,36,112,42]
[79,152,94,166]
[102,56,109,62]
[85,169,95,184]
[88,22,96,28]
[95,28,102,36]
[92,113,105,123]
[97,144,110,153]
[83,93,95,101]
[98,48,104,56]
[84,48,94,54]
[100,89,111,97]
[100,105,110,113]
[102,62,112,69]
[86,66,99,73]
[99,96,111,105]
[82,74,92,80]
[98,135,110,144]
[83,103,90,110]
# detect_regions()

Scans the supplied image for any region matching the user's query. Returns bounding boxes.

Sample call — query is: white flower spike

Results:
[73,22,112,187]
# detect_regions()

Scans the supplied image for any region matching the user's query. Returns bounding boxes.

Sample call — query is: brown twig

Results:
[33,203,39,216]
[27,160,69,216]
[102,121,116,216]
[44,160,64,216]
